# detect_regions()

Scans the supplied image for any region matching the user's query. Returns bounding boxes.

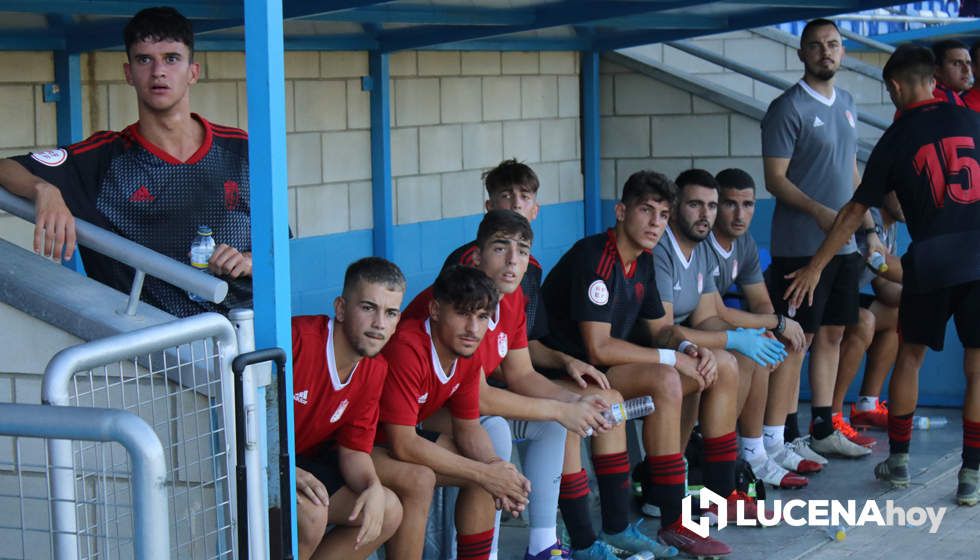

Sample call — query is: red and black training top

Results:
[13,114,251,317]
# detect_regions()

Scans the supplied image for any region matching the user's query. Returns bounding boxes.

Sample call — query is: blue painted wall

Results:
[290,197,965,408]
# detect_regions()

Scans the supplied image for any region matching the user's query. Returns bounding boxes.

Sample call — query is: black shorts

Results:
[416,427,441,442]
[859,293,876,309]
[296,445,346,495]
[899,280,980,351]
[766,252,862,334]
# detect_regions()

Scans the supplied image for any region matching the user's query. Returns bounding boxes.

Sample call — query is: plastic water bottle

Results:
[913,416,948,430]
[824,524,847,541]
[625,552,656,560]
[188,225,215,303]
[603,396,655,424]
[868,251,888,273]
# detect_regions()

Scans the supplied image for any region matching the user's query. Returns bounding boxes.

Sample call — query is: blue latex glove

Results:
[725,327,787,366]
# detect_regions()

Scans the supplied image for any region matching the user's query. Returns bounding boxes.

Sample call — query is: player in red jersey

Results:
[0,7,253,317]
[961,39,980,111]
[786,44,980,506]
[931,39,971,105]
[292,258,414,560]
[372,266,531,560]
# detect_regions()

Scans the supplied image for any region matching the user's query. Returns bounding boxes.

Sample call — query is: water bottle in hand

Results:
[188,225,216,303]
[913,416,948,430]
[868,251,888,273]
[603,396,655,424]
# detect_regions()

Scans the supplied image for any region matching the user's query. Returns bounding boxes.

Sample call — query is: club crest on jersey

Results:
[224,180,240,210]
[417,392,429,404]
[697,272,703,293]
[588,279,609,306]
[293,390,309,405]
[845,110,856,128]
[30,148,68,167]
[329,399,349,423]
[497,332,508,358]
[450,383,460,396]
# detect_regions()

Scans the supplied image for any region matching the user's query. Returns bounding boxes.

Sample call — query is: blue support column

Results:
[243,0,295,557]
[368,51,393,258]
[581,50,602,235]
[54,50,86,274]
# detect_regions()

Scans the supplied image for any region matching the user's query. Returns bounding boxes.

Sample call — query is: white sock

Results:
[740,435,767,468]
[856,396,878,412]
[763,425,785,452]
[528,527,557,555]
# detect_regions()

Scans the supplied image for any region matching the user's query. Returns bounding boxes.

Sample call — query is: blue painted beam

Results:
[53,43,86,274]
[869,19,980,44]
[311,4,532,25]
[282,0,396,20]
[378,0,726,52]
[65,17,245,53]
[581,50,602,236]
[0,0,241,18]
[592,14,729,31]
[368,51,393,260]
[243,0,294,558]
[0,33,65,50]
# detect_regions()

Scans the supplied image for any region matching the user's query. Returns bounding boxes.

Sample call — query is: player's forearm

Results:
[764,171,828,219]
[809,201,868,271]
[0,159,55,200]
[452,419,500,465]
[527,340,570,371]
[479,384,563,421]
[505,368,579,402]
[388,428,489,484]
[716,304,778,330]
[587,335,674,368]
[668,324,729,349]
[338,447,381,494]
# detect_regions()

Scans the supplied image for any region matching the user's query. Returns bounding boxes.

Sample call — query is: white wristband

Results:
[658,348,677,366]
[678,340,695,354]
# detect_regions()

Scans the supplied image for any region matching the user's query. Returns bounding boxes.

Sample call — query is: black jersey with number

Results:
[443,240,548,341]
[853,99,980,293]
[540,229,665,361]
[14,114,252,317]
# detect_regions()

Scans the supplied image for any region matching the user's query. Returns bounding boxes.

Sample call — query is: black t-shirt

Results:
[540,229,665,361]
[443,240,548,341]
[853,99,980,293]
[14,114,252,317]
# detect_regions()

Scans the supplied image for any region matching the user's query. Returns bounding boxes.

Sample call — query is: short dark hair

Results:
[932,39,968,65]
[620,170,677,207]
[342,257,406,298]
[800,18,839,49]
[124,7,194,57]
[971,39,980,63]
[675,169,719,194]
[475,209,533,250]
[433,265,500,315]
[715,168,755,193]
[883,44,936,85]
[483,159,539,197]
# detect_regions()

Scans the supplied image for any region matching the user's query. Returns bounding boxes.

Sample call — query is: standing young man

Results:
[706,169,822,482]
[542,170,737,558]
[785,44,980,506]
[0,6,252,317]
[292,258,411,560]
[762,18,883,459]
[372,265,532,559]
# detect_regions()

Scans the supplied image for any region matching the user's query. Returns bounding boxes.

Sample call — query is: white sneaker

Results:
[809,430,873,458]
[640,502,661,517]
[751,456,808,488]
[785,436,829,465]
[768,442,823,473]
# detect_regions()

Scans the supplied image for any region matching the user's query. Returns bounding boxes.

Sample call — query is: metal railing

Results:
[38,312,264,560]
[0,188,228,315]
[0,403,169,560]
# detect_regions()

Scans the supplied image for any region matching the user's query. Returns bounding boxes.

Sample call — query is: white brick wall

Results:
[0,49,582,238]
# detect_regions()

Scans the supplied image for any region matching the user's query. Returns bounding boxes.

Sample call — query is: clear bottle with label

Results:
[603,396,655,424]
[913,416,948,430]
[188,225,215,303]
[868,251,888,273]
[824,524,847,541]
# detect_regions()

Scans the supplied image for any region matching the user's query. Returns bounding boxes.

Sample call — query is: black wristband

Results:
[862,227,877,236]
[774,314,786,335]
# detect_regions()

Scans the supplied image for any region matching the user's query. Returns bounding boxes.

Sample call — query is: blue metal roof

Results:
[0,0,910,53]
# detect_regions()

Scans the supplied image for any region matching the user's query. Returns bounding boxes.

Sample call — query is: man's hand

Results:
[296,467,330,509]
[865,232,887,262]
[33,182,76,262]
[564,357,610,390]
[209,244,252,278]
[777,316,806,353]
[725,327,787,367]
[813,205,838,233]
[349,482,386,550]
[783,264,823,311]
[558,396,610,437]
[480,459,530,516]
[675,352,708,391]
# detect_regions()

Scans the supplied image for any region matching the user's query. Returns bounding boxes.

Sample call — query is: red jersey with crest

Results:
[402,286,529,375]
[12,114,251,318]
[292,315,386,455]
[378,318,482,435]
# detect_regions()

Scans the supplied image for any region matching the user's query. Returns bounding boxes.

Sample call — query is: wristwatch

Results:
[862,227,877,236]
[774,314,786,335]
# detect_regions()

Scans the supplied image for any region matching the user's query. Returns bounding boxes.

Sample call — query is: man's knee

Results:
[715,350,740,391]
[597,387,624,406]
[817,324,846,346]
[387,462,436,504]
[297,499,329,552]
[381,487,404,539]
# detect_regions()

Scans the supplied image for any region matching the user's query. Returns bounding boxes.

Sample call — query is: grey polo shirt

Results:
[762,80,859,257]
[654,226,717,325]
[707,231,764,295]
